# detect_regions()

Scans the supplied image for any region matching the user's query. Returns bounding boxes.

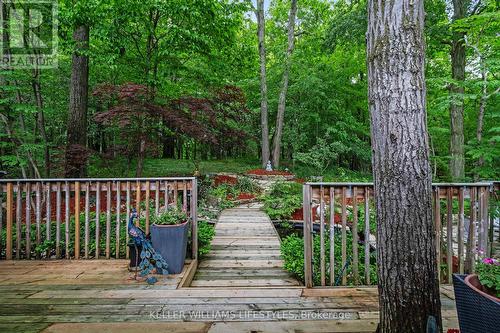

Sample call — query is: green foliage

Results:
[280,232,377,286]
[197,221,215,257]
[152,208,188,226]
[235,176,258,194]
[476,259,500,298]
[262,182,302,220]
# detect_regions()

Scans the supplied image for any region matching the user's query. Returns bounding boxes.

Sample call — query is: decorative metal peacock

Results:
[128,209,169,284]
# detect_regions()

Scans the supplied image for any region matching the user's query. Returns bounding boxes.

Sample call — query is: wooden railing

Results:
[0,177,198,261]
[303,182,499,288]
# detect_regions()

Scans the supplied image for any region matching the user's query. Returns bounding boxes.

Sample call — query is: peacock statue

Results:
[128,209,169,284]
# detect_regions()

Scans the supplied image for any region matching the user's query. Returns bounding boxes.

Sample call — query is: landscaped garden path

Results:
[192,204,301,287]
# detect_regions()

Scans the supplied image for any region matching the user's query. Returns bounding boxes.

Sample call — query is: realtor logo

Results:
[0,0,58,68]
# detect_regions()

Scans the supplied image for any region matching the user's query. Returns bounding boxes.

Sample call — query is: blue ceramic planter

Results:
[150,221,189,274]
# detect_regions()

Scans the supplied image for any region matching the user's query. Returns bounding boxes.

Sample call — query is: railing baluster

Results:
[46,182,51,253]
[352,186,359,285]
[164,180,169,210]
[329,186,335,286]
[434,186,441,282]
[56,182,62,258]
[183,180,188,212]
[16,182,22,259]
[6,182,13,260]
[116,181,121,259]
[319,185,325,286]
[95,181,101,259]
[478,186,484,256]
[155,181,160,216]
[303,184,313,288]
[135,180,141,224]
[64,182,69,259]
[25,183,31,259]
[36,182,42,258]
[446,187,453,284]
[126,181,130,259]
[364,186,371,285]
[145,181,150,235]
[174,181,178,208]
[191,179,198,259]
[466,187,476,273]
[341,186,347,286]
[84,182,90,259]
[458,187,464,274]
[74,181,80,259]
[106,181,111,259]
[481,186,489,256]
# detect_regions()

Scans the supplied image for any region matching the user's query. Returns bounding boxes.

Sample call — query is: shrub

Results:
[280,231,377,286]
[152,208,188,225]
[197,221,215,257]
[262,181,302,220]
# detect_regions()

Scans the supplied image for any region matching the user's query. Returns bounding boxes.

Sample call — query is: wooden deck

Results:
[192,205,300,287]
[0,260,459,332]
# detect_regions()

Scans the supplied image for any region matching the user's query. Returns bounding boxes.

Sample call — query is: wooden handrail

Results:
[303,182,499,288]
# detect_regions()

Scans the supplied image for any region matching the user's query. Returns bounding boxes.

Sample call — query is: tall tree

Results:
[256,0,270,168]
[271,0,297,168]
[367,0,442,331]
[449,0,467,181]
[66,25,89,177]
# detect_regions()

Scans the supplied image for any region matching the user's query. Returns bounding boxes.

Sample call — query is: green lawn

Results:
[88,158,262,178]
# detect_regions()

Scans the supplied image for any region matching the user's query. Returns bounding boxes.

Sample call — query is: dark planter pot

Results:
[452,274,500,333]
[151,221,189,274]
[127,241,142,269]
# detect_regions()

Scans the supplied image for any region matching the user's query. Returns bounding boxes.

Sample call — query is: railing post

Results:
[191,179,198,260]
[6,182,13,260]
[303,184,313,288]
[434,186,441,282]
[74,182,80,259]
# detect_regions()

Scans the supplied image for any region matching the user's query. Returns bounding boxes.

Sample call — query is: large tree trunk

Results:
[367,0,442,332]
[271,0,297,169]
[256,0,270,168]
[66,25,90,178]
[449,0,466,181]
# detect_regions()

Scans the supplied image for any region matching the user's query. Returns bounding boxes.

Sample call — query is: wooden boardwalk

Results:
[0,260,459,333]
[191,204,301,288]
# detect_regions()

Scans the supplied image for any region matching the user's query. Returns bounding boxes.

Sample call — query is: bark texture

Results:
[256,0,270,168]
[271,0,297,168]
[66,25,89,178]
[367,0,442,332]
[449,0,466,181]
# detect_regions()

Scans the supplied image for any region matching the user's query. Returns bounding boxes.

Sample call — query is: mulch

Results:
[246,169,294,176]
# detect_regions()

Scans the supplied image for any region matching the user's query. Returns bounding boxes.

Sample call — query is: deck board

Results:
[0,260,459,333]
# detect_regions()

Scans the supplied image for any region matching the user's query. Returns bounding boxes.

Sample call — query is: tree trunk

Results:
[66,25,89,178]
[32,67,50,177]
[271,0,297,169]
[475,70,486,179]
[367,0,442,332]
[256,0,270,168]
[449,0,466,181]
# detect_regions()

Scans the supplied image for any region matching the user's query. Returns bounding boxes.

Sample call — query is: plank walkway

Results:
[0,260,459,333]
[191,204,300,288]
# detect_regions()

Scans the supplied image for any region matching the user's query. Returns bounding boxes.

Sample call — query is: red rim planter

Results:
[452,274,500,333]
